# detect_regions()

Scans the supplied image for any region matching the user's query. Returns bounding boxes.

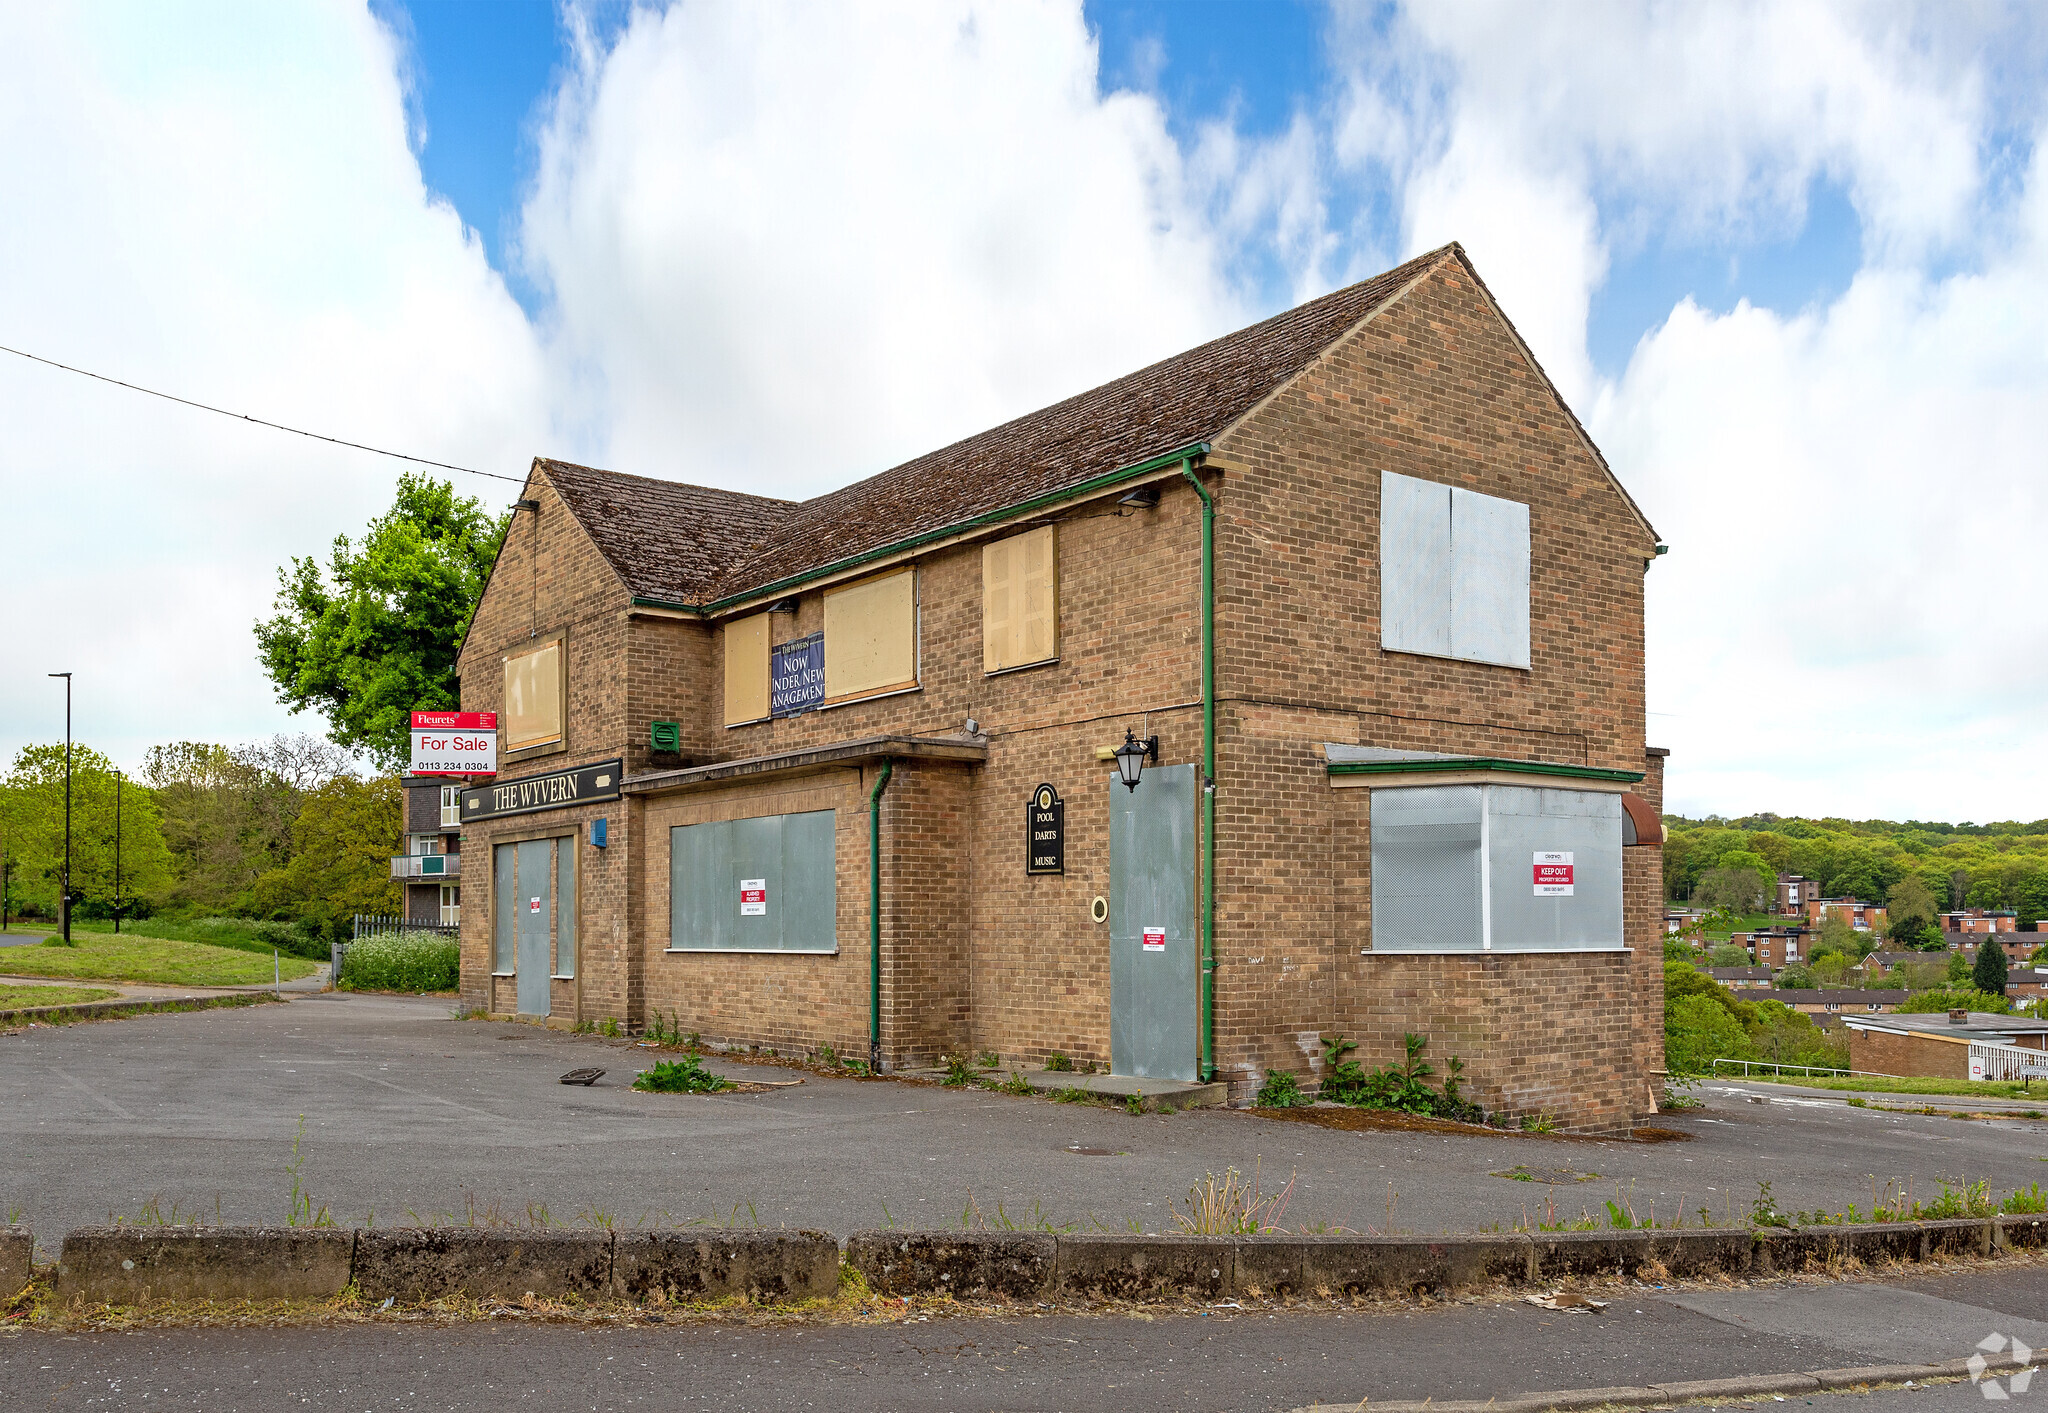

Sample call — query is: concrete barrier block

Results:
[845,1231,1053,1301]
[1237,1235,1532,1298]
[1648,1229,1752,1278]
[1918,1218,1992,1259]
[1532,1230,1653,1281]
[1814,1223,1920,1267]
[1995,1214,2048,1251]
[1054,1235,1231,1301]
[613,1231,838,1303]
[57,1227,353,1304]
[1,1226,34,1295]
[351,1229,613,1302]
[1750,1229,1820,1276]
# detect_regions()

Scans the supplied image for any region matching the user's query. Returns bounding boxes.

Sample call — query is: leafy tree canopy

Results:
[256,475,508,771]
[1,743,172,915]
[1974,939,2010,995]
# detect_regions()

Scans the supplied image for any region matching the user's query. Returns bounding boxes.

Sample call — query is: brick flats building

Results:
[454,243,1669,1132]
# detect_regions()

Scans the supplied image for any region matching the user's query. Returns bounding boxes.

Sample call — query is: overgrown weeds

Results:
[1316,1033,1486,1123]
[1173,1162,1298,1235]
[1254,1069,1309,1108]
[284,1117,334,1229]
[633,1056,733,1094]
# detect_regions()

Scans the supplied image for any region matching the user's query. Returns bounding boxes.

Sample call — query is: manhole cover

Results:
[560,1067,606,1086]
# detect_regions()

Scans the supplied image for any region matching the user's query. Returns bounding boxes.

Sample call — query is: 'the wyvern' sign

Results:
[461,759,622,824]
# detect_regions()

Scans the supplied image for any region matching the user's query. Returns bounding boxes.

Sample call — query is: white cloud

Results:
[1325,1,2048,821]
[0,2,549,772]
[517,0,1255,494]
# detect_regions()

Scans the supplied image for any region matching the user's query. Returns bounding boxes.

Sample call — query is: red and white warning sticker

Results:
[740,879,768,917]
[1533,852,1575,897]
[1142,926,1166,951]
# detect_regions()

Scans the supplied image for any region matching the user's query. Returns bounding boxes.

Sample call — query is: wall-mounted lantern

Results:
[1113,728,1160,791]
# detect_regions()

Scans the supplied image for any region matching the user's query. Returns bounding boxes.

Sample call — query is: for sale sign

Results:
[740,879,768,917]
[1533,852,1575,897]
[409,711,498,777]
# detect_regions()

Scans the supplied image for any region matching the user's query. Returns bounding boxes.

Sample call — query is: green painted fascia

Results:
[1328,758,1645,785]
[628,441,1213,616]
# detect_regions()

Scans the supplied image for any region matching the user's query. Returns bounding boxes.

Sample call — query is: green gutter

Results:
[868,757,894,1075]
[1180,458,1218,1086]
[630,442,1213,617]
[1328,758,1644,784]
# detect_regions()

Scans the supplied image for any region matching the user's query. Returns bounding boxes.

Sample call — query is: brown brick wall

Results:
[1851,1027,1969,1081]
[453,257,1663,1132]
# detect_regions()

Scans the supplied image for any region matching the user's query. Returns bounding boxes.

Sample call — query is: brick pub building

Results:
[454,244,1669,1132]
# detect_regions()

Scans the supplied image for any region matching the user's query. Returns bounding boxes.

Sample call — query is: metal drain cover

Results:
[560,1067,606,1086]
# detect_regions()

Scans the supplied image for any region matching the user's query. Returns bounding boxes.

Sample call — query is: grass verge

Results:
[0,983,121,1009]
[1728,1071,2048,1101]
[0,932,317,988]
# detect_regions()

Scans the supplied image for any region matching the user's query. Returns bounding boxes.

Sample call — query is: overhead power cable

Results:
[0,340,523,484]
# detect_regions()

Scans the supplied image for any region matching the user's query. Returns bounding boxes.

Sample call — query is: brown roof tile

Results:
[541,245,1453,607]
[537,459,795,603]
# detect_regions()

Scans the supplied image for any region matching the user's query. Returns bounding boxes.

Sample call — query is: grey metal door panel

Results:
[492,843,516,973]
[1109,763,1197,1081]
[515,839,552,1016]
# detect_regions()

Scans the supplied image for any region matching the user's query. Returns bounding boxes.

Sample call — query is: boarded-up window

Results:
[554,837,577,978]
[503,640,563,750]
[983,526,1058,672]
[723,613,770,725]
[668,810,837,953]
[1380,471,1530,669]
[823,569,917,701]
[1370,785,1622,953]
[492,842,516,972]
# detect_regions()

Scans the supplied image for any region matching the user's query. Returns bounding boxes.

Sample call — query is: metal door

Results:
[515,839,552,1016]
[1109,763,1197,1080]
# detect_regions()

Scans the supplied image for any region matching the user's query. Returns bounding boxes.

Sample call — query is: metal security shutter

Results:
[1450,487,1531,669]
[669,810,837,953]
[554,837,577,978]
[1486,787,1623,950]
[1380,472,1452,658]
[1369,785,1483,952]
[492,842,516,973]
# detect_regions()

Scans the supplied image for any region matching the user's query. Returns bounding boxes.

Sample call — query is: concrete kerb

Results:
[2,1225,32,1297]
[20,1215,2046,1310]
[351,1229,614,1302]
[0,993,277,1028]
[57,1227,355,1304]
[1291,1354,2037,1413]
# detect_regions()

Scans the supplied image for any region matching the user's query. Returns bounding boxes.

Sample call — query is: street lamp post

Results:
[49,673,72,943]
[114,768,123,934]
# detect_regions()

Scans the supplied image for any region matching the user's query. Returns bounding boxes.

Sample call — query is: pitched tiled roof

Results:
[706,246,1451,601]
[538,459,795,603]
[541,245,1453,607]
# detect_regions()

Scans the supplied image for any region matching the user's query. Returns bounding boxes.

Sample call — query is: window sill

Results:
[665,946,839,957]
[817,683,921,712]
[1363,944,1632,955]
[985,657,1058,678]
[490,970,515,977]
[1378,644,1531,673]
[503,739,568,765]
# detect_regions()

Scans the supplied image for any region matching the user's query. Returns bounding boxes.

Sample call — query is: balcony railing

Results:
[390,853,461,880]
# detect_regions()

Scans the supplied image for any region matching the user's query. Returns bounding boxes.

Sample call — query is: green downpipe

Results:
[868,757,894,1075]
[1180,458,1218,1084]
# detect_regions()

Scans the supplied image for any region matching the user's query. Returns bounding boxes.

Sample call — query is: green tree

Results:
[248,774,404,920]
[1965,877,2006,910]
[256,475,508,770]
[1776,963,1817,989]
[0,744,173,916]
[1973,940,2010,996]
[145,735,353,913]
[1947,949,1973,985]
[1666,995,1753,1075]
[1707,943,1752,967]
[1694,867,1771,913]
[1899,987,2011,1016]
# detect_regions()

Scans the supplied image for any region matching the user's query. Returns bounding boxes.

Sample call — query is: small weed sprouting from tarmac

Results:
[994,1071,1033,1096]
[1519,1112,1560,1134]
[284,1117,334,1229]
[1254,1069,1309,1108]
[1044,1051,1073,1072]
[634,1057,733,1094]
[1173,1161,1298,1236]
[974,1050,1000,1071]
[940,1054,975,1088]
[960,1191,1076,1233]
[1123,1093,1145,1116]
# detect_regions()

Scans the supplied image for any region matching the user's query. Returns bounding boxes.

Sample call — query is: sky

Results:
[1,1,2044,824]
